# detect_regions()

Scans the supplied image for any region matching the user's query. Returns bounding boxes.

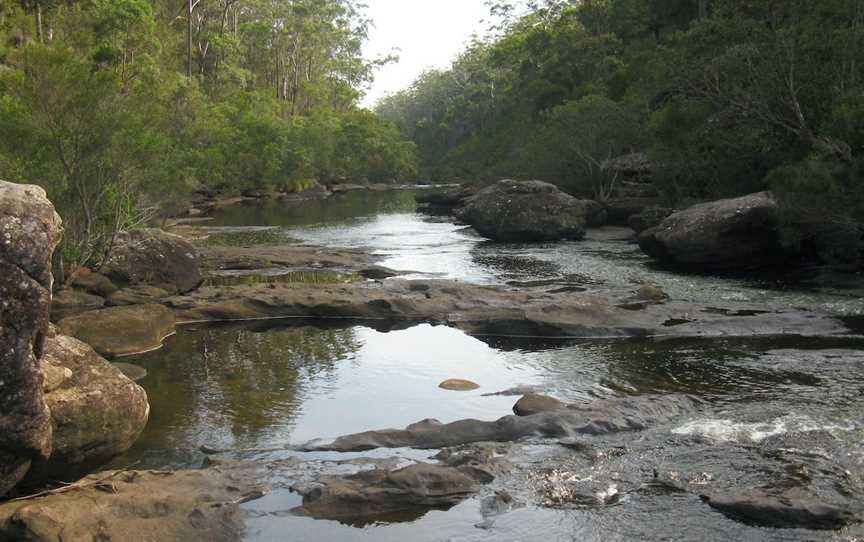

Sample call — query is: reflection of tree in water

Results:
[123,322,361,467]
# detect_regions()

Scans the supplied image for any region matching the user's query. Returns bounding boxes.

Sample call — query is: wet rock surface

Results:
[455,180,590,242]
[439,378,480,391]
[49,289,105,321]
[164,277,849,339]
[101,228,201,294]
[23,334,149,486]
[301,395,699,452]
[702,490,861,530]
[0,465,262,542]
[512,394,565,416]
[58,304,176,357]
[294,463,479,520]
[0,181,61,496]
[638,192,793,271]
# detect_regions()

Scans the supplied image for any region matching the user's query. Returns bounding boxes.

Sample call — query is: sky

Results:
[359,0,493,108]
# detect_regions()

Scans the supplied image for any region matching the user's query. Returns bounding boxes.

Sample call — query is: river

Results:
[114,189,864,541]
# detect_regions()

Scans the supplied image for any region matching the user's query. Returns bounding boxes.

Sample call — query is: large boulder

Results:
[101,228,201,294]
[58,304,176,357]
[23,333,149,485]
[0,181,60,496]
[455,180,590,242]
[638,192,794,271]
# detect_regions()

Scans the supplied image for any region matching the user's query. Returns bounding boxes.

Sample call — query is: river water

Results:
[116,189,864,541]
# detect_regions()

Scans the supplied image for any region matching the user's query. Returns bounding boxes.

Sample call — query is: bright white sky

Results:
[360,0,493,108]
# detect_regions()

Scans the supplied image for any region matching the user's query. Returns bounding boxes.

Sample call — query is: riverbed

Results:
[115,189,864,541]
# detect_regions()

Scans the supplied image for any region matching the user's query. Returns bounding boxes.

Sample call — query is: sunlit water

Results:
[114,189,864,541]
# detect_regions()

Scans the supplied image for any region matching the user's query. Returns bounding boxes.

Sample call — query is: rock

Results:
[50,288,105,321]
[301,395,698,452]
[455,180,588,242]
[107,285,171,306]
[101,228,201,294]
[628,207,673,234]
[0,465,261,542]
[415,185,477,214]
[0,181,60,496]
[164,278,847,339]
[604,197,663,225]
[58,304,176,357]
[634,284,668,302]
[439,378,480,391]
[702,490,861,530]
[638,192,794,271]
[22,334,149,485]
[113,362,148,382]
[295,463,478,520]
[582,199,608,228]
[70,270,117,297]
[513,394,565,416]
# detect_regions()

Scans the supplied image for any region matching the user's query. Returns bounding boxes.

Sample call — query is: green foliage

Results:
[380,0,864,245]
[0,0,418,279]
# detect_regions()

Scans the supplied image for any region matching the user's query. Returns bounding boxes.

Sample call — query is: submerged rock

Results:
[23,334,149,485]
[702,490,861,530]
[638,192,794,271]
[439,378,480,391]
[513,394,565,416]
[101,228,201,294]
[456,180,591,242]
[0,181,61,496]
[295,463,478,520]
[58,304,176,357]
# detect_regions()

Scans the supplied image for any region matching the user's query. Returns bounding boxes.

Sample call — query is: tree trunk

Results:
[35,2,44,44]
[187,0,193,78]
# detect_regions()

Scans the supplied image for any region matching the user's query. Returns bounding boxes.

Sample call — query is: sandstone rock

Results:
[0,181,61,495]
[70,270,117,297]
[50,288,105,321]
[638,192,794,271]
[582,199,608,228]
[513,394,565,416]
[295,463,478,520]
[113,362,148,382]
[456,180,588,242]
[102,228,201,294]
[107,285,171,306]
[415,185,477,214]
[439,378,480,391]
[628,207,673,234]
[301,395,698,452]
[0,465,260,542]
[58,304,176,357]
[634,284,668,302]
[23,334,149,485]
[702,490,861,530]
[604,197,663,225]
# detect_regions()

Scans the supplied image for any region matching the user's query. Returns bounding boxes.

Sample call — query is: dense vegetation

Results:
[378,0,864,242]
[0,0,417,271]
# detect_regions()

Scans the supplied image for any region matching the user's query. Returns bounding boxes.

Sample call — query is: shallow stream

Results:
[115,190,864,541]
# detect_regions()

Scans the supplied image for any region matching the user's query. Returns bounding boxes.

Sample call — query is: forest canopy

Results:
[378,0,864,230]
[0,0,417,270]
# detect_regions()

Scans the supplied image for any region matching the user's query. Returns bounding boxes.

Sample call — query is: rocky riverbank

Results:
[4,180,864,540]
